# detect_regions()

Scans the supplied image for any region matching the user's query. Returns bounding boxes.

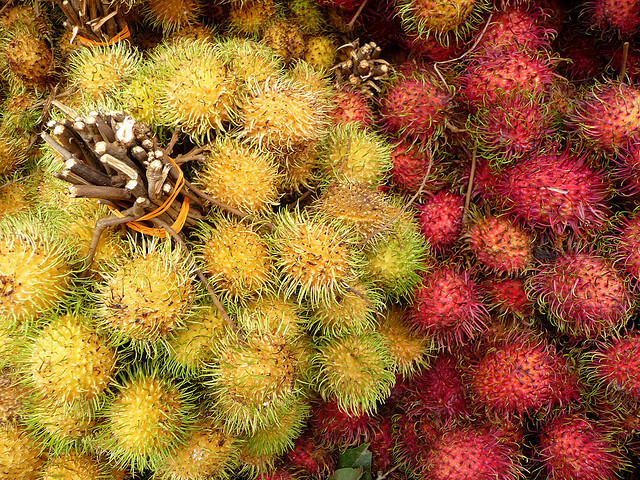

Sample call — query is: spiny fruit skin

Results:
[3,24,56,89]
[466,334,577,419]
[26,313,117,410]
[570,82,640,152]
[460,49,554,109]
[263,20,306,64]
[528,251,633,339]
[409,266,489,348]
[285,432,335,477]
[395,0,481,43]
[464,213,535,275]
[480,277,534,319]
[495,150,610,237]
[380,74,451,144]
[244,399,310,456]
[416,190,465,255]
[613,139,640,195]
[40,452,110,480]
[228,0,277,36]
[589,0,640,37]
[313,332,396,415]
[613,213,640,288]
[590,333,640,400]
[309,399,371,447]
[0,422,45,480]
[421,425,523,480]
[146,0,201,33]
[538,413,623,480]
[304,35,337,70]
[330,87,375,128]
[389,140,444,196]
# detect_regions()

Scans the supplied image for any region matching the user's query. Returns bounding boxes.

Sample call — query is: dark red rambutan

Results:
[330,87,375,128]
[538,412,625,480]
[527,250,634,340]
[421,424,523,480]
[379,74,451,144]
[480,276,534,319]
[590,333,640,401]
[316,0,360,12]
[569,82,640,152]
[613,139,640,195]
[613,212,640,287]
[392,412,440,474]
[464,212,535,275]
[416,190,465,255]
[474,6,554,55]
[588,0,640,37]
[557,34,604,81]
[470,158,502,207]
[471,92,555,163]
[399,31,460,61]
[368,415,395,473]
[284,432,335,478]
[465,333,578,419]
[409,265,489,348]
[309,398,371,448]
[389,141,443,196]
[459,49,554,109]
[404,353,470,420]
[495,149,610,237]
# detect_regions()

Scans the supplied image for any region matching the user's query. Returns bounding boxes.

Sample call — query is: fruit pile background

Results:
[2,0,640,479]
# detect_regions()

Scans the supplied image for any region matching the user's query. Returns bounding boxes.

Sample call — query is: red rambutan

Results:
[399,32,461,61]
[480,276,534,319]
[495,149,610,237]
[284,432,335,477]
[309,398,371,448]
[590,333,640,401]
[409,265,489,348]
[416,190,465,255]
[613,138,640,195]
[329,87,375,128]
[557,34,604,81]
[389,141,443,196]
[538,412,625,480]
[613,212,640,287]
[527,250,634,339]
[588,0,640,37]
[368,415,395,473]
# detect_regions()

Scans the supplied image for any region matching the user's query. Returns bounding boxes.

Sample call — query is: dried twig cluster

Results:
[332,39,392,97]
[51,0,129,45]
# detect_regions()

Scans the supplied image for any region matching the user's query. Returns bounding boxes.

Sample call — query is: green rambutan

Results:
[0,127,29,177]
[527,250,633,339]
[228,0,277,36]
[145,0,202,33]
[239,293,306,341]
[39,452,113,480]
[263,19,306,64]
[0,368,26,424]
[304,35,337,70]
[290,0,325,33]
[313,331,395,414]
[217,37,283,88]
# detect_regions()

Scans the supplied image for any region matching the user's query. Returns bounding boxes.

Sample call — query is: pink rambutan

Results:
[538,412,624,480]
[330,87,375,128]
[416,190,465,255]
[590,333,640,400]
[613,139,640,195]
[613,212,640,287]
[421,424,523,480]
[588,0,640,37]
[464,212,535,275]
[404,354,470,419]
[284,432,335,477]
[495,149,610,237]
[470,92,555,163]
[465,333,578,419]
[389,141,443,196]
[309,398,371,448]
[480,276,534,319]
[409,265,489,348]
[527,250,633,339]
[459,49,554,109]
[569,81,640,152]
[379,74,451,144]
[262,470,297,480]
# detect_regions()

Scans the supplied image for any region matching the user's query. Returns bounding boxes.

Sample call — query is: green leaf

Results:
[337,444,372,480]
[330,467,363,480]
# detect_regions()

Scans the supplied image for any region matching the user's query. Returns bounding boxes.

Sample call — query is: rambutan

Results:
[416,190,465,255]
[329,87,375,128]
[263,19,306,64]
[284,431,334,477]
[369,415,395,473]
[217,37,283,88]
[613,138,640,195]
[588,0,640,37]
[2,23,56,89]
[589,333,640,401]
[537,412,624,480]
[557,33,604,81]
[528,250,633,339]
[39,452,112,480]
[409,265,489,348]
[145,0,201,33]
[0,422,46,480]
[309,398,371,447]
[480,276,534,319]
[495,149,610,237]
[228,0,277,36]
[613,212,640,287]
[389,140,444,196]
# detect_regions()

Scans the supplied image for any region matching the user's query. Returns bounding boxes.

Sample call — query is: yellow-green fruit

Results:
[0,368,27,424]
[228,0,276,36]
[0,321,20,369]
[96,238,196,347]
[217,37,282,88]
[166,305,230,377]
[304,36,337,70]
[313,332,395,414]
[195,138,280,214]
[377,306,431,377]
[275,144,318,194]
[0,176,31,220]
[24,399,95,452]
[27,313,117,409]
[167,23,215,44]
[0,127,28,176]
[262,19,306,64]
[115,69,163,128]
[0,4,50,36]
[67,43,141,102]
[152,38,238,139]
[101,369,192,471]
[240,294,305,341]
[286,60,335,104]
[272,210,359,304]
[0,213,72,322]
[244,398,309,456]
[56,29,82,57]
[40,452,111,480]
[0,422,45,480]
[289,0,325,33]
[397,0,479,40]
[237,446,277,479]
[310,279,383,336]
[237,78,329,152]
[320,123,393,185]
[155,419,239,480]
[146,0,202,33]
[2,85,42,133]
[3,24,56,89]
[313,180,394,240]
[208,331,300,434]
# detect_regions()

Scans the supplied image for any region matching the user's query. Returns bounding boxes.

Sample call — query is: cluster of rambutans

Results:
[2,0,640,479]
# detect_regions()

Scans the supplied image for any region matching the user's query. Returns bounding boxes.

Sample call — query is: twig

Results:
[360,147,434,246]
[347,0,370,30]
[0,0,15,17]
[462,146,477,225]
[0,174,34,192]
[620,41,630,81]
[376,465,400,480]
[164,127,180,157]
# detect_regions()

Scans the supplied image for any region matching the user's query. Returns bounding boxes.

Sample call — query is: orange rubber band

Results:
[76,25,131,47]
[109,156,191,238]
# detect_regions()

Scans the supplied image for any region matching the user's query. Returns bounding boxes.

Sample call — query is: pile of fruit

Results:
[1,0,640,479]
